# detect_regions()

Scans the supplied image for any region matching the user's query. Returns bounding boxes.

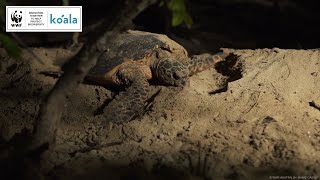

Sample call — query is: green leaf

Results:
[171,11,184,27]
[0,32,22,59]
[184,13,193,28]
[166,0,193,28]
[167,0,186,12]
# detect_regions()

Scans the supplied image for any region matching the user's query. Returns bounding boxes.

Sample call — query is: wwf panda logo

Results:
[11,10,22,23]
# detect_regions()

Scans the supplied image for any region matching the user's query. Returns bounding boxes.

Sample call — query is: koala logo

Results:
[11,10,22,23]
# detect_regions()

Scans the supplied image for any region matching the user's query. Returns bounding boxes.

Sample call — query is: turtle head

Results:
[154,58,189,87]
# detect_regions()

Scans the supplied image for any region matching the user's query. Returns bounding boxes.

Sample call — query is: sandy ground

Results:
[0,47,319,180]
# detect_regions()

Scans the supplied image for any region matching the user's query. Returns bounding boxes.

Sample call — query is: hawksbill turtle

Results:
[47,30,230,124]
[85,30,229,124]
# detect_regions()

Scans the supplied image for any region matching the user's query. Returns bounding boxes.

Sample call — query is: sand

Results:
[0,47,319,179]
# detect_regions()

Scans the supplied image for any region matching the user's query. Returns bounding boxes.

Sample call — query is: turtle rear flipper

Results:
[102,64,150,124]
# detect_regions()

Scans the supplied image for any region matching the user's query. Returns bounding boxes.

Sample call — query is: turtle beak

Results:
[173,68,189,87]
[175,77,189,87]
[183,79,190,87]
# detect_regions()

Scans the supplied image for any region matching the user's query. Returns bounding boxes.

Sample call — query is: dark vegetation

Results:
[3,0,320,54]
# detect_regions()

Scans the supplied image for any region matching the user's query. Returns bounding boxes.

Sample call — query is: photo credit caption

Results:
[269,175,319,180]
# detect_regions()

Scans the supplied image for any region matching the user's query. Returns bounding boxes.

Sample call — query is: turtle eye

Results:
[173,72,180,80]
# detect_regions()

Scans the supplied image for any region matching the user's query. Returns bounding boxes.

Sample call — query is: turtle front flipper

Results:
[188,52,228,76]
[102,64,150,124]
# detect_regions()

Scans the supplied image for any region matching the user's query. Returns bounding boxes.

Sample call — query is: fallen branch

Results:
[30,0,157,153]
[1,1,158,179]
